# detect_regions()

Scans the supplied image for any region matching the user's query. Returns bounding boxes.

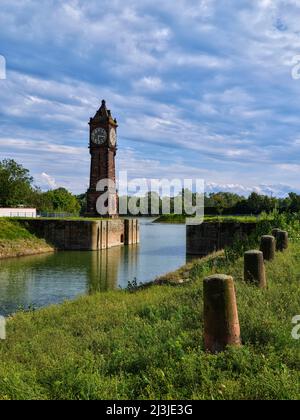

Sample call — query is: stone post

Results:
[203,274,241,353]
[276,230,289,251]
[260,235,276,261]
[272,228,281,239]
[244,250,266,288]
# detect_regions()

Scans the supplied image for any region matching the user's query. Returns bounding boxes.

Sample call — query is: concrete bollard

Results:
[260,235,276,261]
[276,230,289,251]
[203,274,241,353]
[272,228,281,239]
[244,250,266,288]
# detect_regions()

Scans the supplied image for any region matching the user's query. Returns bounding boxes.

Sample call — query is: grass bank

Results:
[0,233,299,399]
[0,219,54,259]
[154,214,262,224]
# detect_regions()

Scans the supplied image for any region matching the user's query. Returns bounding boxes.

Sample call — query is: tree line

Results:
[202,191,299,215]
[1,159,300,216]
[120,190,300,216]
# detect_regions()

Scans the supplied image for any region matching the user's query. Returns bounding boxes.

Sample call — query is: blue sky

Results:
[1,0,300,196]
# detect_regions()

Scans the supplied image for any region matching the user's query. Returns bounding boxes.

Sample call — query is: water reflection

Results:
[88,247,121,293]
[88,244,141,292]
[0,220,186,316]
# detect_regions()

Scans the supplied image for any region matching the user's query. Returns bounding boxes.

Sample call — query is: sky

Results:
[1,0,300,196]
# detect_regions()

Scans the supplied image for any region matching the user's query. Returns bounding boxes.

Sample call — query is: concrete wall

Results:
[17,218,139,251]
[187,221,257,257]
[124,219,140,245]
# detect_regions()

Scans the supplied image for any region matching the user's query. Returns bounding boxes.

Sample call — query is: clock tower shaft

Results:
[86,100,118,218]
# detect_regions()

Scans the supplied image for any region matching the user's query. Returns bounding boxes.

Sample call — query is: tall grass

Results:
[0,214,299,400]
[154,212,275,224]
[0,219,35,240]
[0,219,53,258]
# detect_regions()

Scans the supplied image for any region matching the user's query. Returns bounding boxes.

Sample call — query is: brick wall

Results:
[186,221,257,256]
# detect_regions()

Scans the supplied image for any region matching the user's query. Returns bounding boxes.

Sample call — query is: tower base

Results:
[16,218,139,250]
[86,189,118,219]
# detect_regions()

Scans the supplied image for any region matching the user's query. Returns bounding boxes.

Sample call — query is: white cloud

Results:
[0,137,85,156]
[166,52,231,69]
[41,172,58,189]
[277,163,300,173]
[133,77,163,91]
[205,182,296,197]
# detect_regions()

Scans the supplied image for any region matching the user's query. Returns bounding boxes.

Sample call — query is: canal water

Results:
[0,220,186,316]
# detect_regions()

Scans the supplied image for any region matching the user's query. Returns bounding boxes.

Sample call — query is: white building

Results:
[0,208,37,218]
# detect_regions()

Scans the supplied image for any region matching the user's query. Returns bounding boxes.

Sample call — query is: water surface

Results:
[0,220,186,316]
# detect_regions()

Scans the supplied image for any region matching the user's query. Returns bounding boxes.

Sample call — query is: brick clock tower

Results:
[86,100,118,218]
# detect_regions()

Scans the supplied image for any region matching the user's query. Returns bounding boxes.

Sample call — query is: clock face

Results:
[91,127,107,145]
[110,128,117,147]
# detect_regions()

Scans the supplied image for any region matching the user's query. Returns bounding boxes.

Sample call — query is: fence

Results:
[0,208,37,218]
[39,212,79,218]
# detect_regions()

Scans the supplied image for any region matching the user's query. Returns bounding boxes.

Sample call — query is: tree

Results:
[0,159,34,207]
[246,192,276,214]
[41,188,81,215]
[76,193,87,215]
[204,192,242,209]
[286,192,300,213]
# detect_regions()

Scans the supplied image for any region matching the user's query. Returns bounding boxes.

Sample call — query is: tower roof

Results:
[92,100,117,125]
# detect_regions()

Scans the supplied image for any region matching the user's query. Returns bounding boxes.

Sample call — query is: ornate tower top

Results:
[91,100,118,126]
